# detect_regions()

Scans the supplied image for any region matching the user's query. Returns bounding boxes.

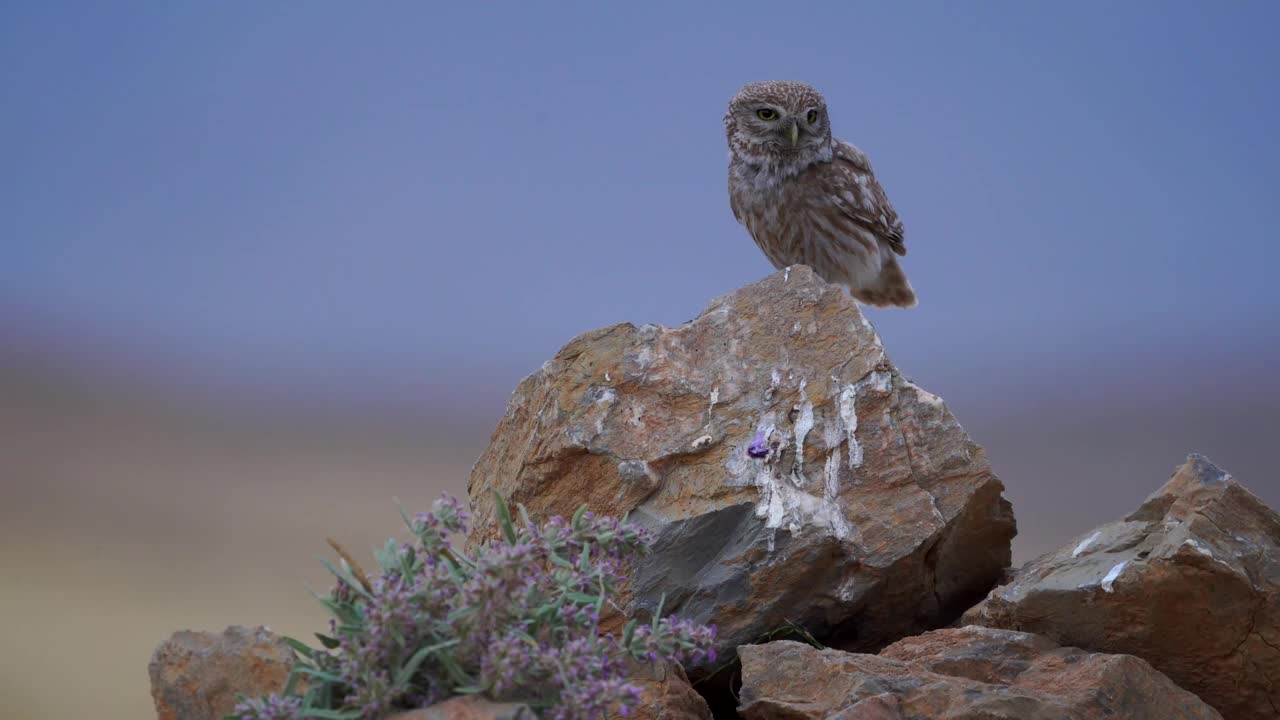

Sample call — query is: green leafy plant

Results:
[229,493,715,720]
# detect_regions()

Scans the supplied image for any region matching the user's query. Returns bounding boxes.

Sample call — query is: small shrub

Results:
[230,493,716,720]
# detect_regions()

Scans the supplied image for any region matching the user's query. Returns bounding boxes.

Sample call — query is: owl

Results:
[726,81,916,307]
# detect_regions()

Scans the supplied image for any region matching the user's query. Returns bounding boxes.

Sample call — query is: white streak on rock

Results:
[793,380,814,468]
[1182,539,1235,570]
[593,388,617,435]
[1072,531,1102,558]
[708,386,719,416]
[1101,561,1127,593]
[839,384,862,467]
[822,452,853,540]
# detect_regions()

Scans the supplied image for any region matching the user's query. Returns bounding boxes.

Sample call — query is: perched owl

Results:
[726,81,915,307]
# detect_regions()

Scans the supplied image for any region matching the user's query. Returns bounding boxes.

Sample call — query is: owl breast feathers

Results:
[725,80,916,308]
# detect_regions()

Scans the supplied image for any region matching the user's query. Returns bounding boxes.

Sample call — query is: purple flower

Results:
[748,430,770,458]
[244,492,716,720]
[231,694,302,720]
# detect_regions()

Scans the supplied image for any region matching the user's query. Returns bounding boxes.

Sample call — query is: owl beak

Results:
[787,121,799,147]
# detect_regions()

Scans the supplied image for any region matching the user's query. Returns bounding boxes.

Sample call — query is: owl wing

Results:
[828,140,907,256]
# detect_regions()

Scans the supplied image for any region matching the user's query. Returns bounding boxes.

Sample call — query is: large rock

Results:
[738,628,1223,719]
[964,454,1280,720]
[468,267,1015,668]
[149,625,294,720]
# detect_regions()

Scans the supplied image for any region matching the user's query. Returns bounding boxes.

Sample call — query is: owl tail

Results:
[853,256,917,308]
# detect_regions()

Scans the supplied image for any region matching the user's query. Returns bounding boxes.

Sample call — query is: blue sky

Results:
[3,1,1278,403]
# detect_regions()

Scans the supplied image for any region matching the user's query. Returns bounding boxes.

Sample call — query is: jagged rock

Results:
[388,697,534,720]
[737,627,1223,719]
[468,266,1015,670]
[149,625,294,720]
[625,660,713,720]
[964,454,1280,720]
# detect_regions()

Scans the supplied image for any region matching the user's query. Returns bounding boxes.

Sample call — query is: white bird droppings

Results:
[1101,561,1128,593]
[793,379,814,468]
[1071,531,1102,558]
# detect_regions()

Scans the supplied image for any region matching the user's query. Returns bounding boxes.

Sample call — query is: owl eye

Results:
[756,108,778,121]
[806,110,819,124]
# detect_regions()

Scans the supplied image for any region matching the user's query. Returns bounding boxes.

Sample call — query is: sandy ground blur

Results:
[0,358,479,719]
[2,350,1276,719]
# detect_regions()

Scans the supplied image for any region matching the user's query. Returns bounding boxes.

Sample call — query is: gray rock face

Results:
[468,266,1016,669]
[965,454,1280,720]
[738,628,1223,720]
[149,625,294,720]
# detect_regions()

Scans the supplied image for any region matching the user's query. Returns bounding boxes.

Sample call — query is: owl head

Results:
[725,81,833,166]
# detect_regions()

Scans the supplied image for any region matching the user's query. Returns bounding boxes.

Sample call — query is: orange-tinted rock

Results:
[388,697,533,720]
[468,267,1015,670]
[625,661,712,720]
[738,627,1222,719]
[387,664,706,720]
[149,625,294,720]
[965,454,1280,720]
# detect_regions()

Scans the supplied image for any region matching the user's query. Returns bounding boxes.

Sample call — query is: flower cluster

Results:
[232,695,301,720]
[229,493,715,720]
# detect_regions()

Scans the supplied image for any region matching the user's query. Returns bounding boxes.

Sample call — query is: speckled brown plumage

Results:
[726,81,916,307]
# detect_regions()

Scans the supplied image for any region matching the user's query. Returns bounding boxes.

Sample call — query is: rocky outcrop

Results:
[149,625,294,720]
[738,627,1223,719]
[964,454,1280,720]
[467,267,1016,669]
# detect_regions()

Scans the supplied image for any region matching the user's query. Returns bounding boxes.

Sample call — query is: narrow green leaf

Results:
[510,628,539,646]
[571,504,589,532]
[517,502,533,532]
[437,647,477,686]
[314,633,341,650]
[653,593,666,631]
[281,635,317,659]
[494,491,518,545]
[395,496,418,532]
[622,619,638,648]
[319,558,374,601]
[454,684,486,695]
[318,597,361,627]
[565,591,600,605]
[299,709,363,719]
[401,545,417,577]
[291,666,344,684]
[283,665,305,696]
[394,639,461,689]
[447,605,477,622]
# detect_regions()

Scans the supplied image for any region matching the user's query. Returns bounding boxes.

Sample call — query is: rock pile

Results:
[738,627,1223,719]
[965,453,1280,720]
[467,266,1016,667]
[148,267,1278,719]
